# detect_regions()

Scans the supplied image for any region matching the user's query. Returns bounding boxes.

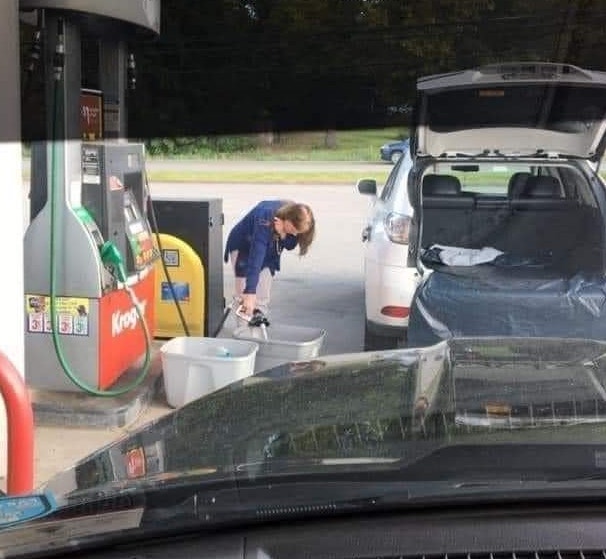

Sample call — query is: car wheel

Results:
[390,150,402,164]
[364,321,400,351]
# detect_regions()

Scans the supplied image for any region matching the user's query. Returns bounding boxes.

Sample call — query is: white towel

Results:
[431,244,504,266]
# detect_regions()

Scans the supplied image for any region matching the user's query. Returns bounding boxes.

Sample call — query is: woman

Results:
[224,200,315,317]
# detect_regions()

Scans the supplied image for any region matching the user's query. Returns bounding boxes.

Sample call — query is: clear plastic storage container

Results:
[160,336,259,407]
[233,323,326,373]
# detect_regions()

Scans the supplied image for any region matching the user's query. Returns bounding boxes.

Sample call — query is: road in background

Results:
[146,159,389,175]
[22,159,391,181]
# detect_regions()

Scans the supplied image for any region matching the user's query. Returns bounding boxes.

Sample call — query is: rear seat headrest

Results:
[423,174,462,196]
[521,175,562,198]
[507,172,532,199]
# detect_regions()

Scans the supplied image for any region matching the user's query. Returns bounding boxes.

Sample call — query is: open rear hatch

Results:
[414,62,606,161]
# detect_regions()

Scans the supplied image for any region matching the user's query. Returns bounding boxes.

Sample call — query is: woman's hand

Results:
[240,293,257,315]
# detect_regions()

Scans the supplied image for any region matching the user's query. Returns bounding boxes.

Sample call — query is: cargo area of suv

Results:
[418,163,604,277]
[407,161,606,347]
[405,62,606,347]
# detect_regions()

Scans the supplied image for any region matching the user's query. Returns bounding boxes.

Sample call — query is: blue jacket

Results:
[224,200,298,294]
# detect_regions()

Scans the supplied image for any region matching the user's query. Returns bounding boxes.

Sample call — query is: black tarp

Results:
[407,263,606,347]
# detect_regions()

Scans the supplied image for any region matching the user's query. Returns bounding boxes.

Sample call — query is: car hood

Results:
[414,62,606,160]
[41,337,606,502]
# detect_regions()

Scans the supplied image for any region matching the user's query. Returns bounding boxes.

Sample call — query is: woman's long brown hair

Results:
[275,202,316,255]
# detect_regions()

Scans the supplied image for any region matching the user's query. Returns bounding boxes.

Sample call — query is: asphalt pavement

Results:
[149,180,371,355]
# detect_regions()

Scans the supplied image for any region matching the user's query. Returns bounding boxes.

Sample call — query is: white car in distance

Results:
[357,144,421,350]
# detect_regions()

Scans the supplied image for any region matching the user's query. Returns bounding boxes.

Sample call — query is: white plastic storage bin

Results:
[232,323,326,373]
[160,337,259,408]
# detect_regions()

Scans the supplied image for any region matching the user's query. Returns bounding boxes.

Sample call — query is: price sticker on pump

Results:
[74,316,89,336]
[28,314,44,334]
[26,295,90,337]
[58,315,73,335]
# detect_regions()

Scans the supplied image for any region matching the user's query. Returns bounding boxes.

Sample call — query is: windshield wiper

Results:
[0,477,549,559]
[13,480,606,559]
[136,444,606,528]
[142,479,418,527]
[27,443,606,534]
[9,444,606,558]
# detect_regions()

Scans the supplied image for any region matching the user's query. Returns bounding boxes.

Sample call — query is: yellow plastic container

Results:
[153,233,205,338]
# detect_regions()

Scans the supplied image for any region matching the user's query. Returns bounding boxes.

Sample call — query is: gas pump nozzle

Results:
[100,241,128,284]
[235,304,270,340]
[234,305,270,327]
[249,310,271,328]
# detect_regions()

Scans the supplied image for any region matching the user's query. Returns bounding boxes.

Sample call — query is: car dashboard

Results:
[33,502,606,559]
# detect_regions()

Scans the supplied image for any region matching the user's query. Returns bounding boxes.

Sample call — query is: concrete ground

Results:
[32,393,173,489]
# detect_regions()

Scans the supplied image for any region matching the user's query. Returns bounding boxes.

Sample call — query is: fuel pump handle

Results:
[100,241,128,283]
[250,310,270,327]
[235,304,270,327]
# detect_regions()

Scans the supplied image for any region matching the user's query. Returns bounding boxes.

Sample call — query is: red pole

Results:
[0,352,34,495]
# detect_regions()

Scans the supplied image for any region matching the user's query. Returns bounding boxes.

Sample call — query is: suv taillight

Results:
[384,213,411,244]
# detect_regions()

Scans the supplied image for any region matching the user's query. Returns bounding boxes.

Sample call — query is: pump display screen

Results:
[129,221,144,235]
[123,193,156,270]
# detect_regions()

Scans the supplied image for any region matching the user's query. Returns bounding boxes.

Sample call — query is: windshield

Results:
[5,0,606,556]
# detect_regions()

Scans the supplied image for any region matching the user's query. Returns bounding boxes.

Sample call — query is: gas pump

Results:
[22,2,161,395]
[80,142,156,278]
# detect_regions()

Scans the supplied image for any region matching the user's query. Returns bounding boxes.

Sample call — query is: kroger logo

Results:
[112,301,147,337]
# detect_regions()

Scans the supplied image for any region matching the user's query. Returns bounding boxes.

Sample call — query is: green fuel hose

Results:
[49,77,153,397]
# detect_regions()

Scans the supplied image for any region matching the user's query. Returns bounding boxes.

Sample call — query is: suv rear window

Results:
[422,85,606,133]
[431,163,534,195]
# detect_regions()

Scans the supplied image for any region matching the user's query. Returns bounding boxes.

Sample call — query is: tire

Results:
[364,321,400,351]
[390,150,402,164]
